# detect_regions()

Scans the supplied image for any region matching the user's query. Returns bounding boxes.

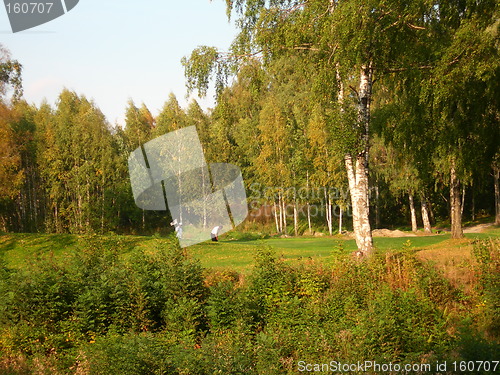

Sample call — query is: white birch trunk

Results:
[336,63,374,254]
[328,194,333,235]
[342,64,374,255]
[273,200,280,233]
[420,195,432,233]
[338,205,343,234]
[282,196,287,234]
[324,188,332,235]
[409,193,418,233]
[293,198,298,236]
[345,154,373,254]
[461,186,465,216]
[306,171,312,234]
[307,203,312,235]
[278,191,283,233]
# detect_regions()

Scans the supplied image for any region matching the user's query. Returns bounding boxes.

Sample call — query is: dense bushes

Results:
[0,236,498,374]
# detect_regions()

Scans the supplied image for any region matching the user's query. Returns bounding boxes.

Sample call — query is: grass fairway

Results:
[1,226,498,274]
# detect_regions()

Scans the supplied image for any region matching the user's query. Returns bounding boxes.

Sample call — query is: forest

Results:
[0,0,499,373]
[0,2,499,250]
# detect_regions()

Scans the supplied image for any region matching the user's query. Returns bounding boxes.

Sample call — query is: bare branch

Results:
[406,22,426,30]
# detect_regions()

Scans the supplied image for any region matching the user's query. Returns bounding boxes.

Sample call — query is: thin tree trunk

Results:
[293,198,298,236]
[420,194,432,233]
[375,183,380,229]
[328,194,333,236]
[409,193,418,233]
[471,181,475,221]
[338,205,343,234]
[273,200,280,233]
[494,163,500,225]
[278,191,283,233]
[324,188,332,236]
[461,186,465,216]
[55,204,59,233]
[429,198,435,224]
[282,195,287,235]
[202,167,207,229]
[307,202,312,234]
[306,171,312,234]
[450,161,463,239]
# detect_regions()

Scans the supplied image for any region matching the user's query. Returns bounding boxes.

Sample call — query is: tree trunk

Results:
[306,171,312,234]
[450,162,463,239]
[345,154,373,254]
[338,205,343,234]
[471,181,475,222]
[461,186,465,216]
[409,193,418,233]
[293,196,298,236]
[281,194,287,234]
[494,163,500,225]
[307,202,312,235]
[328,194,333,235]
[324,188,332,236]
[343,64,374,255]
[336,63,373,254]
[420,194,432,233]
[278,191,283,233]
[375,183,380,229]
[429,198,435,223]
[273,200,280,233]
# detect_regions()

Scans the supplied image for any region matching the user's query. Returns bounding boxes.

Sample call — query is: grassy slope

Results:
[1,226,498,274]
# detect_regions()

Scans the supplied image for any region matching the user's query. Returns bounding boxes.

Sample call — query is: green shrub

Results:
[472,238,500,338]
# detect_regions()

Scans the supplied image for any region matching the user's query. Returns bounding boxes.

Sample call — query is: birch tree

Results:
[423,2,499,238]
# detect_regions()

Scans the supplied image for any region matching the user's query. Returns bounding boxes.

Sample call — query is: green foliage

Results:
[471,238,500,338]
[0,45,22,101]
[1,234,500,372]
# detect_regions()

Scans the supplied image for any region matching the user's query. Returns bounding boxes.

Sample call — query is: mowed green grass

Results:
[1,226,498,273]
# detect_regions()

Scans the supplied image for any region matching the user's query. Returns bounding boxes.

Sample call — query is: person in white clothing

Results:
[170,219,182,240]
[211,225,223,241]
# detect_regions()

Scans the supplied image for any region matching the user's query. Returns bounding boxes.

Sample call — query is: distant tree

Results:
[154,94,186,136]
[35,90,116,233]
[0,103,23,231]
[0,44,22,102]
[124,100,154,151]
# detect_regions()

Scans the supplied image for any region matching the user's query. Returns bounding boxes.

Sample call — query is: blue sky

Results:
[0,0,238,126]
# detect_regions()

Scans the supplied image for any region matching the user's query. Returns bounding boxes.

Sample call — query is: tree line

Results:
[0,0,499,253]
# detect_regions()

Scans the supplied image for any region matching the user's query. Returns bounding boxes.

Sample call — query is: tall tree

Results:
[0,103,23,231]
[423,1,500,238]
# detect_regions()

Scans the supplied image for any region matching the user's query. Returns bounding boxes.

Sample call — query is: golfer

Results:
[170,219,182,240]
[211,225,223,241]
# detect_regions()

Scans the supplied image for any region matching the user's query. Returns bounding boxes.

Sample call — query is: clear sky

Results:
[0,0,238,126]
